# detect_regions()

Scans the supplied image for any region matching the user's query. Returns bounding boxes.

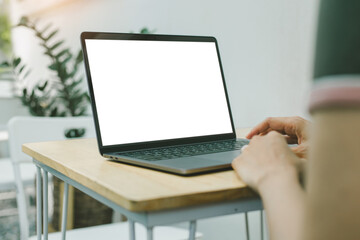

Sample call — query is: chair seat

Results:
[0,159,37,192]
[28,222,202,240]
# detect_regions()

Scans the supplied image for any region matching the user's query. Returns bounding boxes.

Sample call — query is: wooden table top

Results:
[23,128,256,212]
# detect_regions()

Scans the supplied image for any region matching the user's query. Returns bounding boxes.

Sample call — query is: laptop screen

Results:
[84,37,233,147]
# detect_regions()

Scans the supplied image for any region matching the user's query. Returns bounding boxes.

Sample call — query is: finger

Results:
[285,135,298,144]
[259,128,272,136]
[246,117,298,139]
[246,119,271,139]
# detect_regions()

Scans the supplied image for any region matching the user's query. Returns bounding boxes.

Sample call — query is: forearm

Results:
[259,171,305,240]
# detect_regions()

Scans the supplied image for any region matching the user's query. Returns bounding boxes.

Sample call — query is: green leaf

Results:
[59,55,72,68]
[50,107,58,117]
[56,49,69,59]
[57,65,69,81]
[45,30,59,41]
[68,67,78,78]
[24,69,32,79]
[30,89,35,101]
[17,16,29,26]
[67,79,82,92]
[0,61,10,67]
[48,62,58,71]
[36,32,46,41]
[85,93,90,102]
[13,58,21,67]
[44,50,53,58]
[37,81,48,91]
[139,27,156,34]
[75,107,87,116]
[140,28,150,34]
[18,65,26,74]
[75,50,83,64]
[40,23,53,34]
[59,111,67,117]
[50,40,64,51]
[71,89,81,97]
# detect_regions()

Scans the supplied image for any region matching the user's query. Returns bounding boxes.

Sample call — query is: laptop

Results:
[80,32,249,175]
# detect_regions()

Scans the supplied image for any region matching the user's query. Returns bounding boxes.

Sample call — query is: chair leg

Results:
[189,220,197,240]
[13,162,30,240]
[36,166,42,240]
[129,219,135,240]
[43,170,49,240]
[260,211,264,240]
[245,212,250,240]
[61,182,69,240]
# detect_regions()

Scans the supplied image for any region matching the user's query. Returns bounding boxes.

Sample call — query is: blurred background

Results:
[0,0,319,239]
[2,0,319,127]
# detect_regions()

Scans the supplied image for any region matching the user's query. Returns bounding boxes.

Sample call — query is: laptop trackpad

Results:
[198,150,241,163]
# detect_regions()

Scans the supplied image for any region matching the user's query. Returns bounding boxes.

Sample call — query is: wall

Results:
[9,0,319,127]
[7,0,319,239]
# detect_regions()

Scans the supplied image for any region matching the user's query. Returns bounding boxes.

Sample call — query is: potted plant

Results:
[0,15,156,230]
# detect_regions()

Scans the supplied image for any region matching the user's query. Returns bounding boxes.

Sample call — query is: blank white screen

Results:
[85,39,233,146]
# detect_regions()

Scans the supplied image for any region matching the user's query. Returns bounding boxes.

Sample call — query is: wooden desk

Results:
[23,128,262,240]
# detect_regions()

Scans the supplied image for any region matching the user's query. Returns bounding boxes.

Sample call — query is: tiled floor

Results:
[0,189,36,240]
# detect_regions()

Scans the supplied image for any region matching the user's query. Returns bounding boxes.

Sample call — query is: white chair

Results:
[0,157,36,192]
[8,116,202,240]
[0,128,36,194]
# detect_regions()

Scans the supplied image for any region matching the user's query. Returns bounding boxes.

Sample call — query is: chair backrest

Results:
[8,116,96,164]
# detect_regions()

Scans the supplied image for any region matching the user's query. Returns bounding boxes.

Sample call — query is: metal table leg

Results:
[146,226,153,240]
[43,170,49,240]
[129,220,135,240]
[36,166,42,240]
[61,182,69,240]
[189,220,197,240]
[245,212,250,240]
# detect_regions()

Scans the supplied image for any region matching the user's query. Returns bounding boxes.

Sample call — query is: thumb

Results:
[291,143,308,159]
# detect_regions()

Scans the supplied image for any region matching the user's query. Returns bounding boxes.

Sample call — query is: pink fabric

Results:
[309,87,360,112]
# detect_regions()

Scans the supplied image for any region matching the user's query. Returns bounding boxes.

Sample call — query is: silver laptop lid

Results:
[81,32,236,154]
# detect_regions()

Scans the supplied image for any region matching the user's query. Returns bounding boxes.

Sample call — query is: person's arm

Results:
[303,0,360,239]
[232,131,305,240]
[303,109,360,240]
[259,170,304,240]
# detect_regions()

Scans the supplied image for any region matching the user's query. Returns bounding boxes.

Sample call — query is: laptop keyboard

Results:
[118,139,249,161]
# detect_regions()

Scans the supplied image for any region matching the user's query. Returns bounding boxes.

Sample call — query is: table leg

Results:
[61,182,69,240]
[245,212,250,240]
[260,211,264,240]
[146,226,153,240]
[36,166,42,240]
[129,220,135,240]
[189,220,197,240]
[43,170,48,240]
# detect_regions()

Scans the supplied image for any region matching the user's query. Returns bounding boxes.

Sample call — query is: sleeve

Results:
[309,0,360,112]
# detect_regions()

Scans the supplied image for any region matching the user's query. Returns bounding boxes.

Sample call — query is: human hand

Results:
[246,116,310,159]
[232,131,303,193]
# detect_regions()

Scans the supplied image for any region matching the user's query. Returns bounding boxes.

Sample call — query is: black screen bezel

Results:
[80,31,236,155]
